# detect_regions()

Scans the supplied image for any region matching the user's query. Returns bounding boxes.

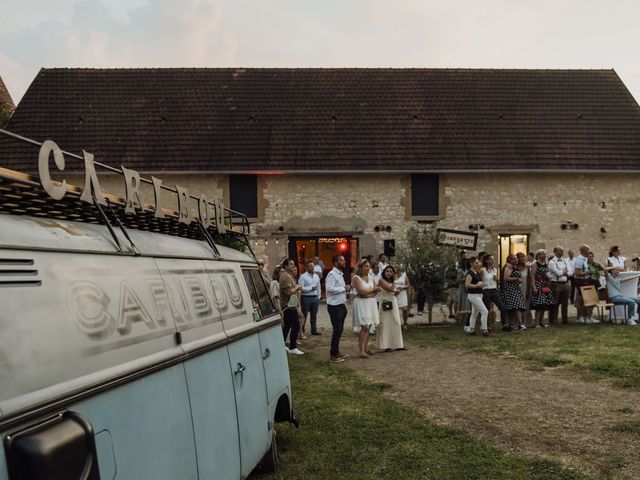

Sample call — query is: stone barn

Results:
[1,68,640,278]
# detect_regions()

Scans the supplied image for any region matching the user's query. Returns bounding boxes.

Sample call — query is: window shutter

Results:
[229,174,258,218]
[411,174,439,216]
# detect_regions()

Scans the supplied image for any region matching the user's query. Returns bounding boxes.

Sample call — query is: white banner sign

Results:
[436,228,478,249]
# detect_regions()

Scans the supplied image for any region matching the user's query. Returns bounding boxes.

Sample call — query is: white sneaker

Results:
[577,317,586,324]
[628,319,638,326]
[519,323,527,330]
[585,317,600,325]
[288,348,304,356]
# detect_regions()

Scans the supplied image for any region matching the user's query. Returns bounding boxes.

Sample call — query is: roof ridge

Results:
[38,67,616,73]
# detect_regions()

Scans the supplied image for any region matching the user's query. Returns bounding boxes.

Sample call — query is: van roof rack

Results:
[0,129,256,260]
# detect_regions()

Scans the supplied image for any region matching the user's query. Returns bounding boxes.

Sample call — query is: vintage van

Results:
[0,137,298,480]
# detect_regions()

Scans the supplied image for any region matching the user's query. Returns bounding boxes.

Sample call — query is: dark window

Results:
[230,174,258,218]
[242,269,276,320]
[411,174,439,216]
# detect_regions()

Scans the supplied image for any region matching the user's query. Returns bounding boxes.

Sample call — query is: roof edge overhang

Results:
[31,168,640,175]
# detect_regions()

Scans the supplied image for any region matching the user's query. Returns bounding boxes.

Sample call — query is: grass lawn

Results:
[405,323,640,388]
[252,355,589,480]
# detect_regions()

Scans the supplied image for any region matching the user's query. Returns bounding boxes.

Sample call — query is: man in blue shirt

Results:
[606,269,640,325]
[298,260,322,336]
[573,244,595,323]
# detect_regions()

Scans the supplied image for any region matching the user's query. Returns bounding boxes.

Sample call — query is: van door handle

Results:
[234,363,246,375]
[262,348,270,359]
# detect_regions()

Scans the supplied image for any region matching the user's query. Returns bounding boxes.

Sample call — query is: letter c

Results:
[68,281,116,339]
[38,140,67,200]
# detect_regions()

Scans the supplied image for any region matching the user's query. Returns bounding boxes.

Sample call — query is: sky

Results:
[2,0,640,104]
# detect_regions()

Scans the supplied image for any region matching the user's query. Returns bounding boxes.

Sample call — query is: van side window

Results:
[242,269,276,320]
[242,270,261,315]
[250,269,276,317]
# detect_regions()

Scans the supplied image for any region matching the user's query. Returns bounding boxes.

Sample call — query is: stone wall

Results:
[64,171,640,271]
[438,173,640,261]
[254,172,640,269]
[256,174,411,265]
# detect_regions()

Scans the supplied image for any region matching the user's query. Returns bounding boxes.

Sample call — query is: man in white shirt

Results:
[326,255,352,363]
[566,249,577,303]
[378,253,388,273]
[371,261,382,302]
[312,256,324,278]
[548,246,573,325]
[298,260,322,335]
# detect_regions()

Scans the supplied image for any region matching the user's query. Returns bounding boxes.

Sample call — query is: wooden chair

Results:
[579,285,619,323]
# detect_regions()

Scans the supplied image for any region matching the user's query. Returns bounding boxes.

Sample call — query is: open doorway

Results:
[498,234,529,274]
[288,236,358,297]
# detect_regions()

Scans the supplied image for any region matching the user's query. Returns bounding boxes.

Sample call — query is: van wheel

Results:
[257,429,278,473]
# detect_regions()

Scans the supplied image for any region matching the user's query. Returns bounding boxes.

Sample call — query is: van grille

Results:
[0,259,41,287]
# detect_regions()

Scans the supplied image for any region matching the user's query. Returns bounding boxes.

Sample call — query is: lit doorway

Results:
[288,236,358,296]
[498,234,529,273]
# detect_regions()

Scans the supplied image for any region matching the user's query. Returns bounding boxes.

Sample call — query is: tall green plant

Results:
[0,106,11,128]
[401,227,459,324]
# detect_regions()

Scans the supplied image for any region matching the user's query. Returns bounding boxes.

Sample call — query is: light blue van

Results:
[0,151,298,479]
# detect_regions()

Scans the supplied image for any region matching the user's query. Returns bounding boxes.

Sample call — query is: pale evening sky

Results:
[2,0,640,104]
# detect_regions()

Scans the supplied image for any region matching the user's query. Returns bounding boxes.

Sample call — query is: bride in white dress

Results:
[376,266,405,351]
[351,259,381,358]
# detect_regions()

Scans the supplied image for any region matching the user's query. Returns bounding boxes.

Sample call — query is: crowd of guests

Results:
[454,244,640,336]
[262,244,640,360]
[265,254,408,362]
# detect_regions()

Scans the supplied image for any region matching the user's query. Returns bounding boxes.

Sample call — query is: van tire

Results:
[257,429,278,473]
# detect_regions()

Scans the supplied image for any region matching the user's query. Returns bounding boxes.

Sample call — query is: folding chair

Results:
[579,285,618,323]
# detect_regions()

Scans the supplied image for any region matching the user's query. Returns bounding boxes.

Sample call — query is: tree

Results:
[0,106,11,128]
[401,227,459,324]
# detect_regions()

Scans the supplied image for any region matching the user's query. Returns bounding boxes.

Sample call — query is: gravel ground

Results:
[295,302,640,478]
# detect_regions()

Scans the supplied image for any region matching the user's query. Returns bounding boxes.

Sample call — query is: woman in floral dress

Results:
[501,254,527,331]
[529,249,556,327]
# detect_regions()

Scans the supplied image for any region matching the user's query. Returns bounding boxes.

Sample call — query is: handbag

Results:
[381,300,393,311]
[286,294,299,309]
[541,286,551,295]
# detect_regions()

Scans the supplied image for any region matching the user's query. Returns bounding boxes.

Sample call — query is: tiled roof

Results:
[0,75,15,112]
[1,68,640,172]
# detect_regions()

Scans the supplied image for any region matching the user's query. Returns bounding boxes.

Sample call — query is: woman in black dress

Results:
[501,254,527,331]
[530,249,555,327]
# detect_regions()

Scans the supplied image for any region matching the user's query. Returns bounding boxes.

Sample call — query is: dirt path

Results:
[297,305,640,478]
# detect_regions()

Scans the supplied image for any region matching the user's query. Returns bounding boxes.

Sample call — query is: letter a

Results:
[80,150,107,205]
